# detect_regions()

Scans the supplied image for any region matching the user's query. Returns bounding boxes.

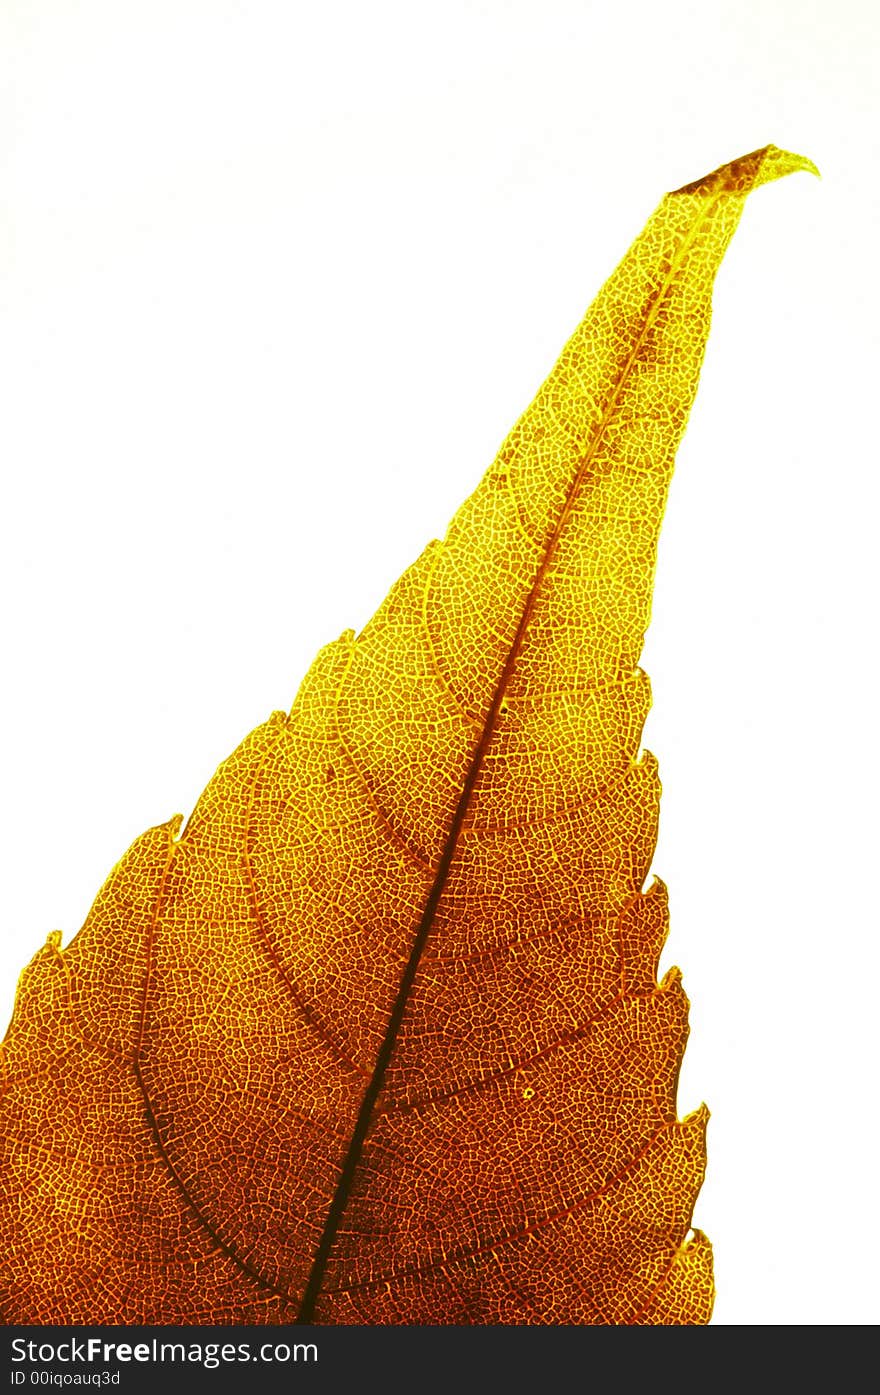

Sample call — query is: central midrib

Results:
[296,191,721,1323]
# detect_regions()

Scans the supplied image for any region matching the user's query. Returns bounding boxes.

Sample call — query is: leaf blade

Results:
[0,146,815,1325]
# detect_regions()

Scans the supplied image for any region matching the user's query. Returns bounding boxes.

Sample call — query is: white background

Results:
[1,0,877,1326]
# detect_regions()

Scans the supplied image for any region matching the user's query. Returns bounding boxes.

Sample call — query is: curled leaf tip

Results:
[672,144,819,197]
[750,144,820,186]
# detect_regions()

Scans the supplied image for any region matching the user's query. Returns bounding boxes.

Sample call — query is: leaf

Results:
[0,145,816,1326]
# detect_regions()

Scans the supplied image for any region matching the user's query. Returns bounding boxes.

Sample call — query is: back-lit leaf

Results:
[0,145,816,1325]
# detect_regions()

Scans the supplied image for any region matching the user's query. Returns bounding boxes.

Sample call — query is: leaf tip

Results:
[750,144,820,186]
[672,144,820,197]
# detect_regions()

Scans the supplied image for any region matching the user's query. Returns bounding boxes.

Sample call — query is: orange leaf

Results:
[0,145,817,1325]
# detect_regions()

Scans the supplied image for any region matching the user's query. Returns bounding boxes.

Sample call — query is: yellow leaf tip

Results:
[672,144,819,197]
[750,144,820,186]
